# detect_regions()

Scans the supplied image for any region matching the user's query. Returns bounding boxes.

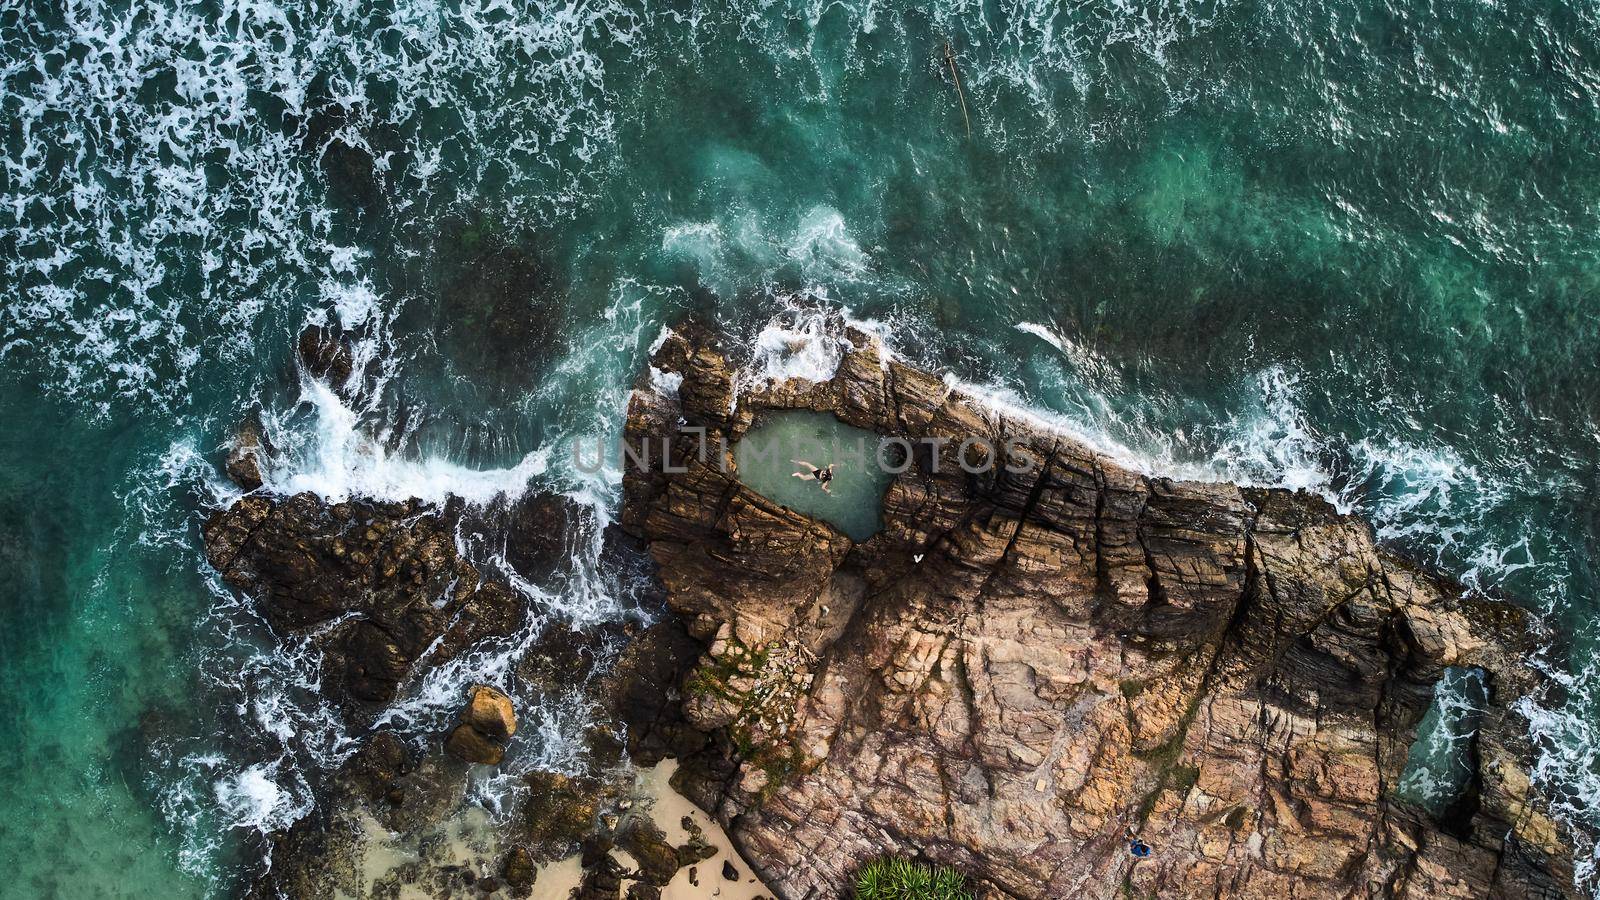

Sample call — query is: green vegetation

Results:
[853,858,975,900]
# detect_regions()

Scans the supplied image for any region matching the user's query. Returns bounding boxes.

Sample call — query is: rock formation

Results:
[204,492,525,724]
[617,319,1582,899]
[225,418,267,491]
[204,475,737,897]
[206,317,1584,900]
[445,684,519,765]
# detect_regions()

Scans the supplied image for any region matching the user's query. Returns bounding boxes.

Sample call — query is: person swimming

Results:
[791,459,836,493]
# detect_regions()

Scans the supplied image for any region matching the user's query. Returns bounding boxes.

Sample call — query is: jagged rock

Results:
[573,853,624,900]
[617,817,681,886]
[618,318,1583,900]
[523,770,604,852]
[722,860,739,880]
[606,619,708,766]
[502,847,536,895]
[505,491,592,580]
[456,490,597,586]
[625,883,661,900]
[580,833,615,869]
[677,833,718,869]
[464,684,517,742]
[297,324,355,386]
[225,419,266,490]
[246,729,476,900]
[202,493,523,724]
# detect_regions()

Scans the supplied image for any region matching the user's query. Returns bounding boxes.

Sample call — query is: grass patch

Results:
[853,857,974,900]
[1170,764,1199,793]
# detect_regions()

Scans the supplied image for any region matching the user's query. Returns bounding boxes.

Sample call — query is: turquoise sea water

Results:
[2,0,1599,894]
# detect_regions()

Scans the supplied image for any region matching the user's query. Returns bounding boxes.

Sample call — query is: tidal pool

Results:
[733,410,895,541]
[1394,666,1488,821]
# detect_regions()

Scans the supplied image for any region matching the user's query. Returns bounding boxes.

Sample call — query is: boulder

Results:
[444,722,505,766]
[573,853,624,900]
[445,685,516,766]
[501,846,536,894]
[297,324,355,386]
[616,817,680,886]
[463,684,517,742]
[225,419,266,490]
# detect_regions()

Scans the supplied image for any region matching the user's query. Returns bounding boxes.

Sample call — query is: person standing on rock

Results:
[1126,826,1153,860]
[791,459,835,493]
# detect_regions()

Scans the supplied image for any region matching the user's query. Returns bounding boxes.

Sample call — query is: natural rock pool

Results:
[1395,666,1489,821]
[733,410,895,541]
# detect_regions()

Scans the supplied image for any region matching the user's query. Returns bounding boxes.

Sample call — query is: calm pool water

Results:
[734,411,895,541]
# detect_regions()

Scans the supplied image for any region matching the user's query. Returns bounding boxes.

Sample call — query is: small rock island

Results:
[617,320,1579,898]
[203,318,1582,899]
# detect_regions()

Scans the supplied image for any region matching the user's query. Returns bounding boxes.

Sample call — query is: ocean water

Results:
[2,0,1598,895]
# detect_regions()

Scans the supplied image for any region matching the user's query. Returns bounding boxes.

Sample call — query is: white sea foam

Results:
[259,379,550,506]
[1,0,641,414]
[748,307,853,385]
[1206,367,1340,499]
[786,205,869,276]
[660,205,884,302]
[213,762,314,833]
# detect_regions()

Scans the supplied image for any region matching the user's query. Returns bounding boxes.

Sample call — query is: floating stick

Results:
[945,41,972,140]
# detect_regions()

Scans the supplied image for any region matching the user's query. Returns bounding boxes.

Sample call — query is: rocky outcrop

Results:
[226,418,267,491]
[242,630,630,900]
[296,324,357,388]
[203,478,733,898]
[204,492,524,723]
[618,319,1582,899]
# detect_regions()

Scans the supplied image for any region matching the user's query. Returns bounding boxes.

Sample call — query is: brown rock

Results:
[617,319,1582,900]
[523,770,603,850]
[502,846,536,892]
[445,723,505,766]
[573,853,624,900]
[202,493,523,724]
[225,419,266,490]
[625,883,661,900]
[463,684,517,742]
[297,323,355,386]
[617,817,680,886]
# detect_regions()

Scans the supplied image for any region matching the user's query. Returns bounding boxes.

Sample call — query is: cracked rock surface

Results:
[618,320,1581,900]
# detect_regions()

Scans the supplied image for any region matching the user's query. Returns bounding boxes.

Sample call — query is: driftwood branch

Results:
[945,41,972,140]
